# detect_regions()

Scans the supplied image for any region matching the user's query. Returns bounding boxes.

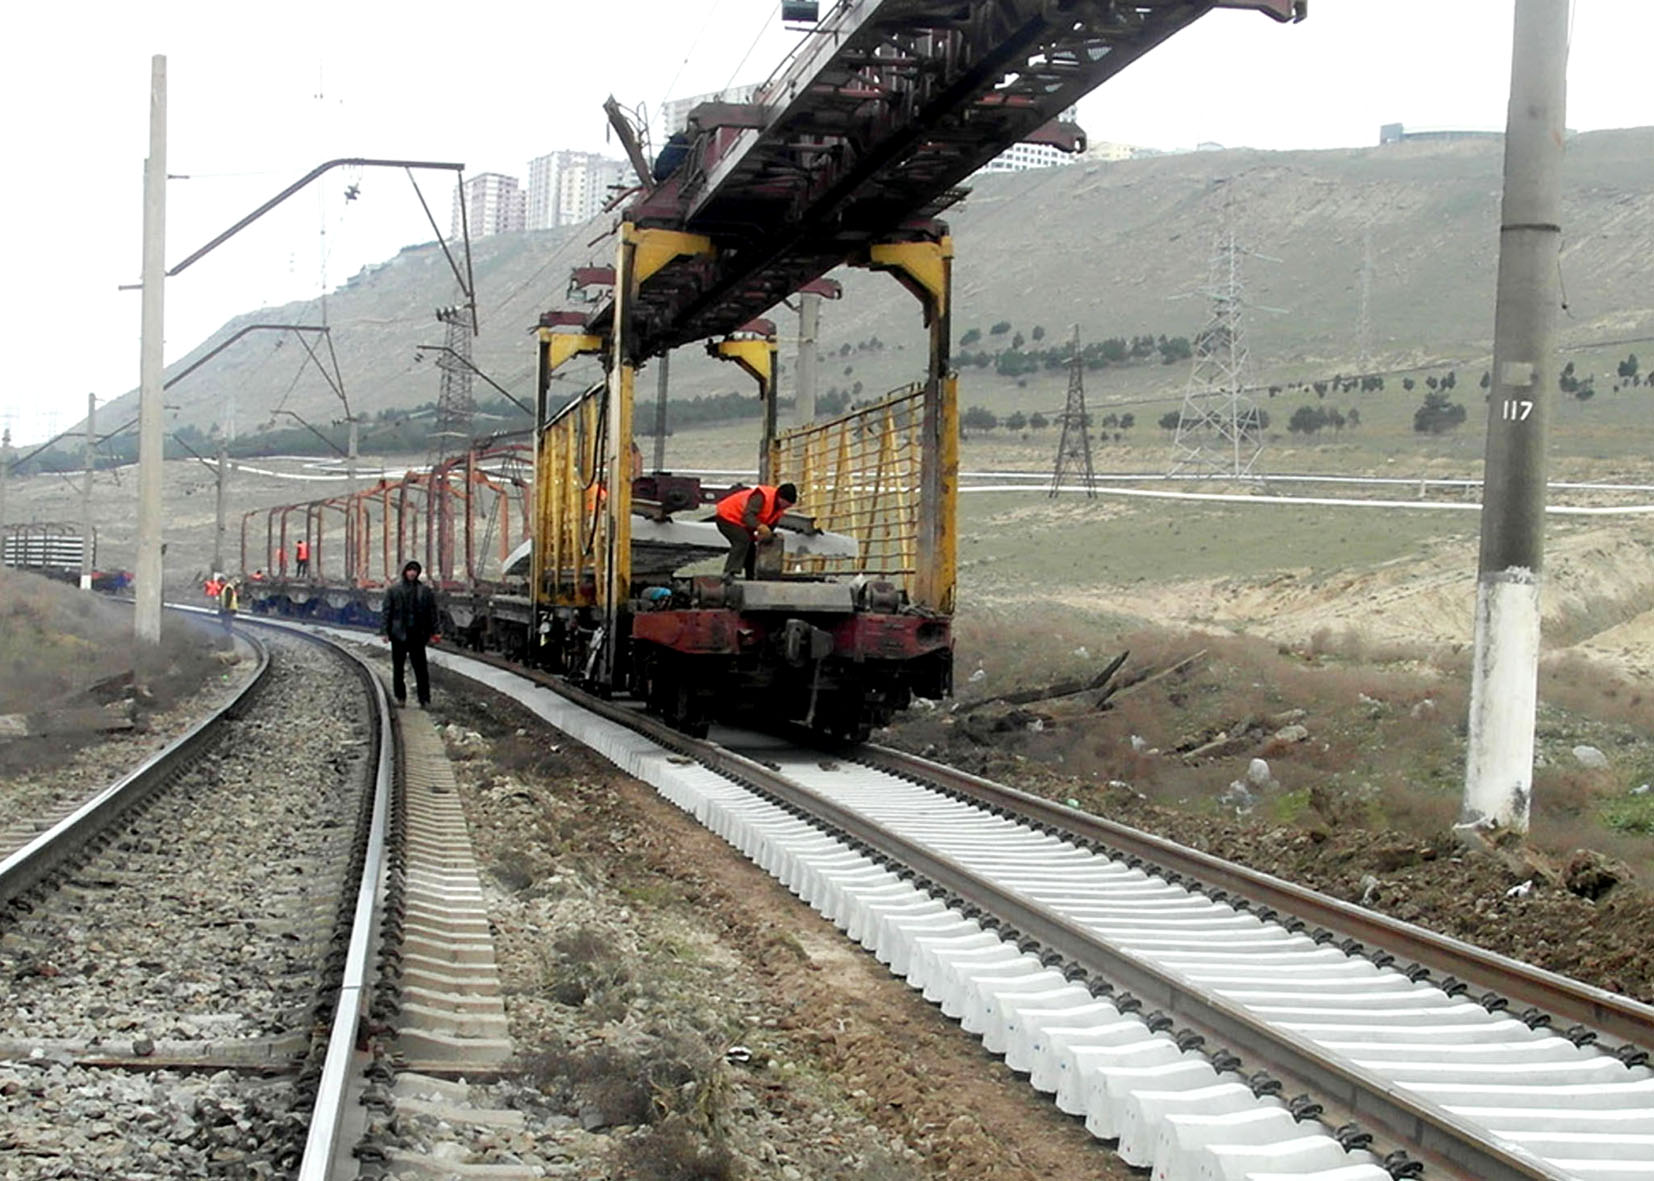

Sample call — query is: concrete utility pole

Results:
[0,427,10,541]
[213,440,228,575]
[135,54,167,645]
[796,290,820,425]
[1462,0,1569,836]
[82,394,96,589]
[653,351,670,472]
[214,388,232,575]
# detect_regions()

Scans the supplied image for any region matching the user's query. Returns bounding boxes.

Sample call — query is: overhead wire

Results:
[663,0,729,105]
[723,1,783,94]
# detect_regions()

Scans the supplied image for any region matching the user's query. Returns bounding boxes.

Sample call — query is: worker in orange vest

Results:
[714,482,796,579]
[295,538,310,577]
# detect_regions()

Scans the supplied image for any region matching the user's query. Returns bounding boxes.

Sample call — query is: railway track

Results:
[411,642,1654,1181]
[0,625,385,1179]
[39,616,1640,1178]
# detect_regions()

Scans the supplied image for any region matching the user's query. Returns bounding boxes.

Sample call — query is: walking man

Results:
[295,538,310,577]
[714,482,797,579]
[383,559,439,708]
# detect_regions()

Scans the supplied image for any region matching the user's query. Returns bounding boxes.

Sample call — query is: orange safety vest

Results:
[296,540,310,560]
[204,578,221,599]
[716,485,786,531]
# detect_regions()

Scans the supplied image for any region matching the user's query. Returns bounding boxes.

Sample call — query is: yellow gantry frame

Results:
[851,234,957,614]
[532,224,714,674]
[708,332,779,482]
[604,225,715,676]
[532,330,606,627]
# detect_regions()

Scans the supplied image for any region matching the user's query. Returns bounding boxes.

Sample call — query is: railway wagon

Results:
[526,348,955,740]
[1,522,95,586]
[236,295,958,742]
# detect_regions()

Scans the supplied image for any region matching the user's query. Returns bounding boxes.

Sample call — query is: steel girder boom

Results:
[582,0,1301,361]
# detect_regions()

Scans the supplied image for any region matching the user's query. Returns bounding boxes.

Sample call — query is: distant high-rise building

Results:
[1379,122,1504,146]
[1080,141,1159,163]
[660,84,762,142]
[526,151,632,229]
[975,106,1081,174]
[452,173,526,239]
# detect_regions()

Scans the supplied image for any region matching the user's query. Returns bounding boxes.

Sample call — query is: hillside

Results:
[91,127,1654,442]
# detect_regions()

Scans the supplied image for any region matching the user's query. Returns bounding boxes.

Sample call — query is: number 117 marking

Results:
[1501,399,1534,421]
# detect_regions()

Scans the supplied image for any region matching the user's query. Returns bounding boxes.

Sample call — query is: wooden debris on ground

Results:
[955,650,1130,717]
[1035,649,1210,730]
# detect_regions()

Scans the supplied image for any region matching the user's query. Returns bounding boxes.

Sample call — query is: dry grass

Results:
[0,568,134,713]
[922,610,1654,877]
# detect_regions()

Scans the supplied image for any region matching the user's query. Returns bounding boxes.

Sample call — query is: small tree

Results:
[1004,410,1028,432]
[989,320,1012,336]
[1158,411,1181,432]
[1011,331,1025,350]
[1288,405,1329,435]
[1028,412,1049,430]
[1119,413,1135,430]
[1413,389,1467,433]
[962,405,999,431]
[1402,377,1416,392]
[1617,353,1639,380]
[1031,325,1045,342]
[959,328,982,347]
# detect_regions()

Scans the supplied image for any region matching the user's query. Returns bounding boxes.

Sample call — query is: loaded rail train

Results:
[237,0,1300,738]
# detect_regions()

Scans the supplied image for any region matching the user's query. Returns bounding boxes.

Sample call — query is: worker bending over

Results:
[715,482,796,579]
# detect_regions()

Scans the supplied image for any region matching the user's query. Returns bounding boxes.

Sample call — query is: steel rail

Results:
[0,632,271,910]
[857,743,1654,1054]
[294,630,392,1181]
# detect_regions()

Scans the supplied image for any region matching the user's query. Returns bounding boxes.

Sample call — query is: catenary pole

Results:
[653,351,669,472]
[1462,0,1569,835]
[82,394,96,589]
[135,55,167,644]
[797,290,820,425]
[216,386,233,575]
[214,433,227,575]
[0,428,10,541]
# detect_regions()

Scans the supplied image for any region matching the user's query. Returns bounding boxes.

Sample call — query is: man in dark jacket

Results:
[383,559,439,707]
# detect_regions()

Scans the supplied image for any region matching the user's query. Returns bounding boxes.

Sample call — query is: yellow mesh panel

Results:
[776,384,924,596]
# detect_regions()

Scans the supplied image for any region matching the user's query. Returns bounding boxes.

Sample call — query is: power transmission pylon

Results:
[1168,188,1269,479]
[428,301,476,466]
[1049,326,1096,497]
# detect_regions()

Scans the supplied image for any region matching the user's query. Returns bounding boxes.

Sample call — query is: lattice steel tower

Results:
[1049,325,1096,497]
[1168,193,1267,479]
[428,302,476,466]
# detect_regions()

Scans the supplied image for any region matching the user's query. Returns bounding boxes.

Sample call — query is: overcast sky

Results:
[5,1,1651,446]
